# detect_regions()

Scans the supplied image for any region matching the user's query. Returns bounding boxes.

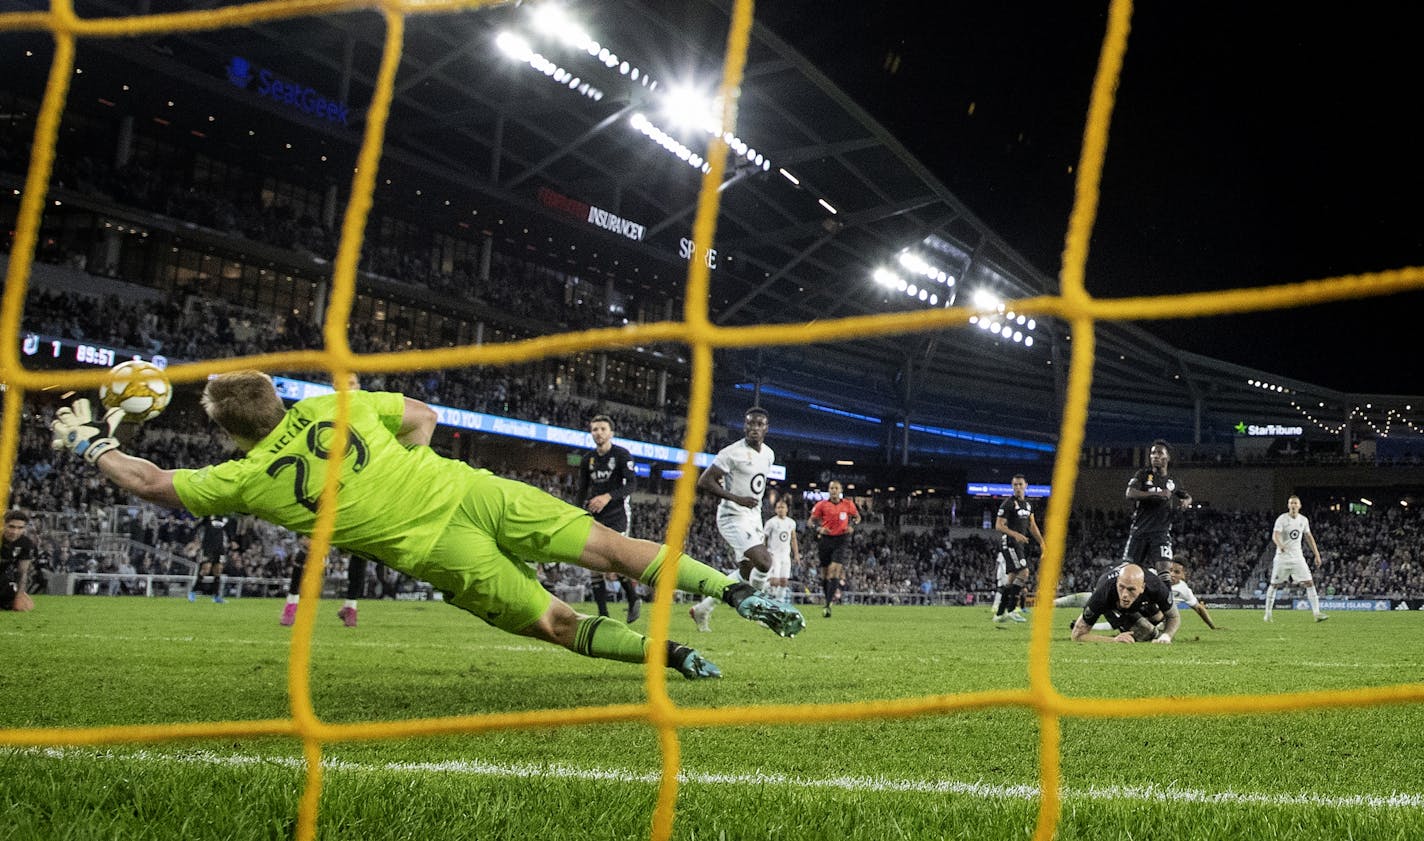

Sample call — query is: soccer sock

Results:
[286,594,300,605]
[572,616,646,664]
[696,595,718,613]
[343,599,358,611]
[1264,585,1277,618]
[621,577,640,607]
[346,558,368,600]
[1306,585,1321,616]
[640,546,731,600]
[991,591,1002,612]
[591,578,611,617]
[996,584,1018,616]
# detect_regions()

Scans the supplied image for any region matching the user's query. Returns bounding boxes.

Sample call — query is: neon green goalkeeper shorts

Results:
[413,470,593,633]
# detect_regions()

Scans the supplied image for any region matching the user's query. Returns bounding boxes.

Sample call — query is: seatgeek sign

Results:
[226,56,350,126]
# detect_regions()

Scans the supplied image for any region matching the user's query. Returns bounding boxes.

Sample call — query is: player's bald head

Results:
[1115,563,1146,608]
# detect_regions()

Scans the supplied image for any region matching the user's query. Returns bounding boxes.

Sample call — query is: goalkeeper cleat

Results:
[673,648,722,680]
[280,603,297,626]
[337,606,358,627]
[727,585,805,638]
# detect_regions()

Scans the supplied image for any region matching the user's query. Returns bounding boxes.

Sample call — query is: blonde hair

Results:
[201,370,287,443]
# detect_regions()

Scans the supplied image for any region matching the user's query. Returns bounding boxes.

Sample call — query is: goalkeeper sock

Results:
[572,616,646,664]
[640,546,731,600]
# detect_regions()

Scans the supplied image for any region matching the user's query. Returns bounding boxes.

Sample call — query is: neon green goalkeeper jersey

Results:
[172,391,469,565]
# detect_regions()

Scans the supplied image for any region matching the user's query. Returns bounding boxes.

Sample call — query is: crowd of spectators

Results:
[8,407,1424,603]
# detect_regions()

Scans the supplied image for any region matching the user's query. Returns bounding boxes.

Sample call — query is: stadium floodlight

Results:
[818,198,837,214]
[872,267,899,287]
[779,168,799,185]
[496,31,534,61]
[971,289,1000,311]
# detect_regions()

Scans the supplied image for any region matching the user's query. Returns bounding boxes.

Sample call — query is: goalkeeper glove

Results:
[51,399,124,464]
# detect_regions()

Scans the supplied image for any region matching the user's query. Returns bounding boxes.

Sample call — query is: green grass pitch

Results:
[1,596,1422,840]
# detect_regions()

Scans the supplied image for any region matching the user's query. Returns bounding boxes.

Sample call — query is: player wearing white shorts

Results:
[690,407,776,631]
[1264,494,1326,622]
[764,498,799,604]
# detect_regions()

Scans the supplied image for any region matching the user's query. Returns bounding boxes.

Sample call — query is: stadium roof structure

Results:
[11,0,1422,459]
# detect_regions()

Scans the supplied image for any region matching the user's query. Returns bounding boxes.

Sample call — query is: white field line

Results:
[8,747,1424,811]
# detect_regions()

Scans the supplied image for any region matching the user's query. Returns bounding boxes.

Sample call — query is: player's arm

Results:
[1153,604,1182,643]
[994,512,1026,544]
[697,463,753,508]
[790,527,800,561]
[94,450,185,510]
[1304,531,1322,567]
[1273,525,1286,553]
[806,504,823,534]
[1028,513,1046,549]
[1192,602,1218,630]
[1071,615,1133,643]
[1124,471,1168,502]
[396,397,437,448]
[849,501,861,529]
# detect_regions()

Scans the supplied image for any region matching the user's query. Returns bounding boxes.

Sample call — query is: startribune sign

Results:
[1235,421,1305,436]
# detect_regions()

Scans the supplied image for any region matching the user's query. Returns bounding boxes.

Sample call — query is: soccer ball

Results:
[99,360,172,424]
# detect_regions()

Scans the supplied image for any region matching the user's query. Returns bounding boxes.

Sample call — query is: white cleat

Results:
[690,603,712,632]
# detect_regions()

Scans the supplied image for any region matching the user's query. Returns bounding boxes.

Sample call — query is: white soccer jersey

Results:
[1273,513,1311,560]
[710,439,775,517]
[1171,579,1199,608]
[765,515,796,562]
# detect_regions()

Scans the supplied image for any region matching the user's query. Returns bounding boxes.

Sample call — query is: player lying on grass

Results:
[49,370,805,679]
[1056,559,1219,633]
[1069,562,1180,643]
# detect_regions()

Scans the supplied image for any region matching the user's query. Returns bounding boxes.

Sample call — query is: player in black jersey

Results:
[579,415,641,623]
[2,510,37,612]
[188,514,237,603]
[1121,440,1192,570]
[1071,562,1180,643]
[991,474,1044,626]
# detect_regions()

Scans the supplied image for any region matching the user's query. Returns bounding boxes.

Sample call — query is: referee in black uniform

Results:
[579,415,641,623]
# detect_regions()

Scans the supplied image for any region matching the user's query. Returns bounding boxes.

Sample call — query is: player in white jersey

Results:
[763,498,800,604]
[1264,494,1326,622]
[690,407,775,631]
[1166,561,1219,630]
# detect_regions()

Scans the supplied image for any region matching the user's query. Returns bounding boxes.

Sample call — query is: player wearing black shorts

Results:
[991,475,1044,626]
[188,514,237,603]
[1071,562,1181,644]
[579,415,641,623]
[1121,440,1192,571]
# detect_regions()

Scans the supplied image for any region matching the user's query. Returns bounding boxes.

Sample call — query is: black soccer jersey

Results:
[1081,563,1174,631]
[579,444,634,532]
[1125,468,1187,537]
[996,496,1035,548]
[0,534,36,584]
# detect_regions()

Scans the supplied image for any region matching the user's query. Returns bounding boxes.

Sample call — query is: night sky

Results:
[758,3,1424,394]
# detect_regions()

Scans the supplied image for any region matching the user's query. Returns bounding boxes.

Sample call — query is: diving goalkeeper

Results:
[50,370,805,679]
